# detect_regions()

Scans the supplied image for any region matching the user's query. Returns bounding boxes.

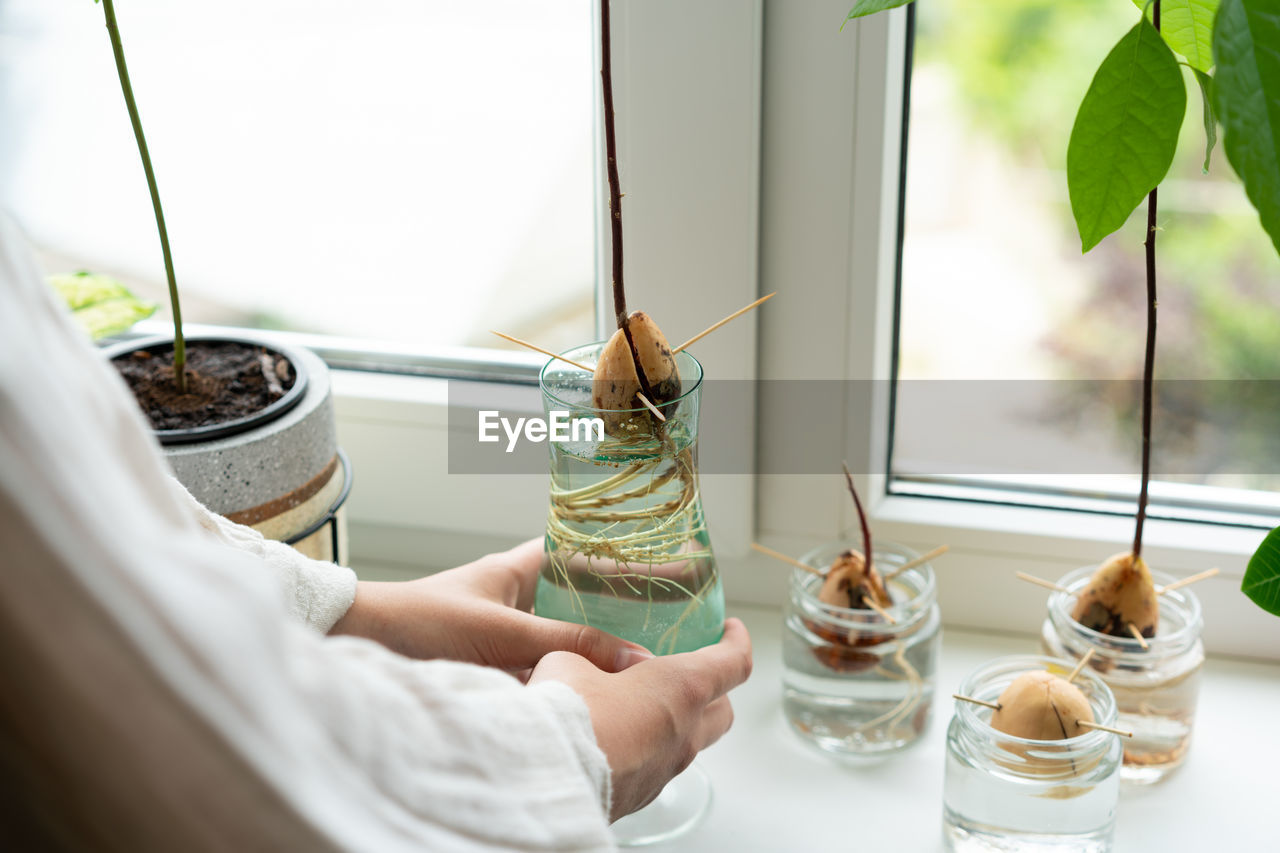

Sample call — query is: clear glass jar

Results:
[1040,566,1204,785]
[782,541,941,755]
[943,655,1123,853]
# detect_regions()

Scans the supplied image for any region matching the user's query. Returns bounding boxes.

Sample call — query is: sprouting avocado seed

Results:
[1071,551,1158,639]
[989,670,1095,740]
[625,311,681,407]
[817,549,892,611]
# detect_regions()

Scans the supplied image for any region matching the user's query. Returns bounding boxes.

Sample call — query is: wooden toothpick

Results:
[884,545,950,581]
[1077,720,1134,738]
[636,393,667,422]
[1015,572,1069,593]
[864,597,897,624]
[1066,648,1096,684]
[1127,623,1150,650]
[953,694,1002,711]
[672,292,777,354]
[491,331,594,372]
[750,542,824,577]
[1158,567,1220,596]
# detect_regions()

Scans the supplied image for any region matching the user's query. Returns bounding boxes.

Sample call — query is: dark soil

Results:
[113,340,296,431]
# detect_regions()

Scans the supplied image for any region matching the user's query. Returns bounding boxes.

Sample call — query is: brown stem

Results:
[1133,2,1160,561]
[842,463,874,574]
[599,0,656,404]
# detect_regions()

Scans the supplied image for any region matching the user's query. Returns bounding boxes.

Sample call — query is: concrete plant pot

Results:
[107,334,351,563]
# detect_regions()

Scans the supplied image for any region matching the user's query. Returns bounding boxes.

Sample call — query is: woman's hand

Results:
[329,538,654,673]
[528,618,753,821]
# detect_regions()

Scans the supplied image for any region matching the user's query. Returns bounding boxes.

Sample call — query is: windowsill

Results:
[679,603,1279,851]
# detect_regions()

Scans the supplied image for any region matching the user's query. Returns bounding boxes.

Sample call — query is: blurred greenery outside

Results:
[904,0,1280,490]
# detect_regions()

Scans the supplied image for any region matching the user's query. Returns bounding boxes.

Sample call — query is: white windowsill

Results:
[676,604,1279,852]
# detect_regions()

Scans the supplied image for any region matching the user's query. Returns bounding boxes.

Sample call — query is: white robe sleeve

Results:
[0,212,615,851]
[168,474,358,632]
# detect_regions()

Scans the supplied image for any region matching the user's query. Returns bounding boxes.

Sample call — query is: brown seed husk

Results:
[817,549,892,611]
[990,670,1095,740]
[625,311,681,406]
[1070,551,1158,638]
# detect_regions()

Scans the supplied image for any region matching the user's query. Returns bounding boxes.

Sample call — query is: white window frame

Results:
[749,1,1279,660]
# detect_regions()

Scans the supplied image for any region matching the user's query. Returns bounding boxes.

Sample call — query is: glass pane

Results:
[1,0,595,354]
[896,0,1280,511]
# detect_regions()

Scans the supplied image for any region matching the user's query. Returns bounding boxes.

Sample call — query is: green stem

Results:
[101,0,185,391]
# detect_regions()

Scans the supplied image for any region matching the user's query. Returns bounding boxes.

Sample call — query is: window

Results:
[2,0,595,354]
[894,0,1280,529]
[751,2,1275,659]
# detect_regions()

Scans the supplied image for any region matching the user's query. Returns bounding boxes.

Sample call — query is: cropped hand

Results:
[528,618,753,821]
[329,538,654,673]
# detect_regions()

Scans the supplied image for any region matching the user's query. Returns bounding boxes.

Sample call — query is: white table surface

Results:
[658,604,1280,852]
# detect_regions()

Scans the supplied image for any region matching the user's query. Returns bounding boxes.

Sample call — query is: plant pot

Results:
[106,334,350,564]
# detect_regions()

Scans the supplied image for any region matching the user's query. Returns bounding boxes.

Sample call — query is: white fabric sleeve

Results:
[167,475,357,632]
[0,212,614,851]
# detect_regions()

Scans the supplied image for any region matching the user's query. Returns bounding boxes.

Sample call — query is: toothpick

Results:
[1127,623,1150,649]
[1158,567,1219,596]
[672,292,777,354]
[1066,649,1095,684]
[953,694,1002,711]
[883,545,950,581]
[750,542,824,577]
[636,393,667,422]
[1077,720,1134,738]
[1015,572,1069,593]
[491,331,594,372]
[864,597,897,624]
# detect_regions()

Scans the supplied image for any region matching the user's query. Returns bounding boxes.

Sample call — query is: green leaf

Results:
[844,0,915,25]
[1213,0,1280,255]
[1243,526,1280,617]
[1193,68,1217,172]
[1132,0,1220,73]
[1067,19,1186,253]
[49,271,157,340]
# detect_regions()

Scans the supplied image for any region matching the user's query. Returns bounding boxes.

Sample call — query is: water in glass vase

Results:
[534,344,723,656]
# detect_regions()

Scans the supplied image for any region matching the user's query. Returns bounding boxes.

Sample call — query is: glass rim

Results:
[538,340,705,414]
[954,653,1118,751]
[1048,565,1203,655]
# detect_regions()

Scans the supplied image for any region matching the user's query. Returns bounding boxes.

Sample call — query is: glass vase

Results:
[533,342,724,654]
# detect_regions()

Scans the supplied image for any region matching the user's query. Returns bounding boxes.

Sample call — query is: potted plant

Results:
[91,0,349,561]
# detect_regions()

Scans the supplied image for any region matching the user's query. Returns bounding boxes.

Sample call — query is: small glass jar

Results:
[781,541,941,755]
[1040,566,1204,785]
[943,655,1123,853]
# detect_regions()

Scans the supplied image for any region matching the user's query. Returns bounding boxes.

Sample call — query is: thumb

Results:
[517,612,654,673]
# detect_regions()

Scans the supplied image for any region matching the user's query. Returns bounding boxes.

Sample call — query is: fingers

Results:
[668,617,753,701]
[506,611,654,672]
[498,537,545,611]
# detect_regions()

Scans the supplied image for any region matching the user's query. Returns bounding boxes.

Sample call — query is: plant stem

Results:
[842,462,874,574]
[1132,0,1161,561]
[599,0,656,405]
[101,0,185,391]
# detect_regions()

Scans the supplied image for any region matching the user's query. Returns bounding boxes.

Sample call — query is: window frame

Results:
[748,1,1278,660]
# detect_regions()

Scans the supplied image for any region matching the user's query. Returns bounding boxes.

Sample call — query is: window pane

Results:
[1,0,595,353]
[896,0,1280,515]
